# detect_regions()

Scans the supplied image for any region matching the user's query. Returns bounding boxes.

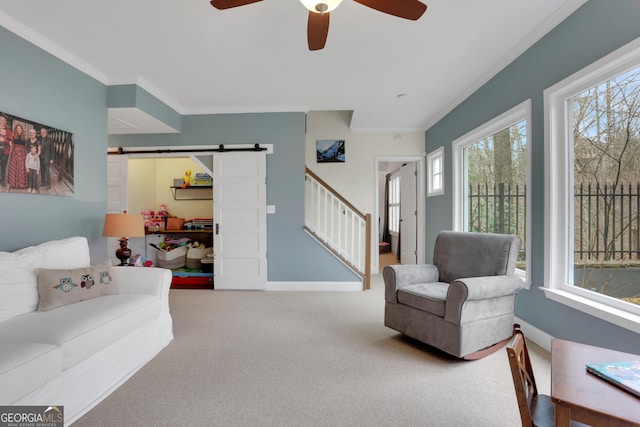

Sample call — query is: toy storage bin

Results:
[156,245,187,269]
[186,247,212,270]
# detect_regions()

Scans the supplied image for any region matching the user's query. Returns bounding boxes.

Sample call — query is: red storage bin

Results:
[171,272,214,289]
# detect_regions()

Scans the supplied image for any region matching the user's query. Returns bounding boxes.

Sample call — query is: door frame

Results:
[106,145,273,287]
[374,156,426,272]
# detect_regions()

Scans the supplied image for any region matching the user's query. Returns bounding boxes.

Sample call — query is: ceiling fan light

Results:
[299,0,343,14]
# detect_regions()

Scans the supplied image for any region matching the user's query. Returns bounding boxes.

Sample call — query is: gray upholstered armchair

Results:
[383,231,523,359]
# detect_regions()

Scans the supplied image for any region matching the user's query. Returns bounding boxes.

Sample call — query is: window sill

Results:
[541,287,640,334]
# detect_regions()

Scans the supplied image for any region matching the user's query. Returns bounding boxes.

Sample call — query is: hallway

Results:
[379,251,400,272]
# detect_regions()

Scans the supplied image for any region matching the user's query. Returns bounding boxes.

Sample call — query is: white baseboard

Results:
[266,281,363,291]
[514,316,554,352]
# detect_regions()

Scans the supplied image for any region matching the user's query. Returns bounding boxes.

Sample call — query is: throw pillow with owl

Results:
[37,262,118,311]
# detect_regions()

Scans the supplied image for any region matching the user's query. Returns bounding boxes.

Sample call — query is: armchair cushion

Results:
[397,282,449,317]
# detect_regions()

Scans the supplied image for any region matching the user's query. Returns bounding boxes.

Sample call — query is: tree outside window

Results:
[452,100,530,282]
[463,120,527,249]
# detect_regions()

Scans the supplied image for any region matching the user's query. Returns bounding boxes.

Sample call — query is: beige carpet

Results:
[74,273,550,427]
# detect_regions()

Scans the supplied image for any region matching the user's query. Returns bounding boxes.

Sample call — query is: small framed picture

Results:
[316,139,345,163]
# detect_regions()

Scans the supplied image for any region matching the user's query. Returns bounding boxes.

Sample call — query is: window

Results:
[388,174,400,233]
[453,100,531,285]
[427,147,444,196]
[544,37,640,332]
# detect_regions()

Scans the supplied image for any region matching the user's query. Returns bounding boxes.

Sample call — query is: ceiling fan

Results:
[209,0,427,51]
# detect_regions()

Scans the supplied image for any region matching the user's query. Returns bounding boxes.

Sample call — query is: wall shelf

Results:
[170,186,212,200]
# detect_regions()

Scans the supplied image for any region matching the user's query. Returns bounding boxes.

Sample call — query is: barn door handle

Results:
[215,223,219,235]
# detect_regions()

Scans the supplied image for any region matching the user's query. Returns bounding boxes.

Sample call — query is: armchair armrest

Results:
[445,275,523,323]
[383,264,439,303]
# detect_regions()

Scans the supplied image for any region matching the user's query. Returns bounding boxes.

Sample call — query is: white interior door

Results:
[107,154,128,213]
[399,163,417,264]
[213,152,267,290]
[106,155,129,265]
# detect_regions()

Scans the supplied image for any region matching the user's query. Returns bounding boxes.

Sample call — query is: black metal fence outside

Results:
[467,182,526,261]
[467,182,640,262]
[574,183,640,261]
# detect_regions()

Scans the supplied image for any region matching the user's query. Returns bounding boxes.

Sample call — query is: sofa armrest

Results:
[111,266,172,299]
[383,264,439,303]
[445,275,523,323]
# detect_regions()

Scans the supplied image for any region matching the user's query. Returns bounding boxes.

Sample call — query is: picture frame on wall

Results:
[0,111,74,196]
[316,139,345,163]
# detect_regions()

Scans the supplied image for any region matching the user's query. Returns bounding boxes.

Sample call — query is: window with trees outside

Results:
[545,38,640,331]
[453,100,530,285]
[388,174,400,233]
[427,147,444,196]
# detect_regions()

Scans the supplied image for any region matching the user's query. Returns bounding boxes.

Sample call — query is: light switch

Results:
[266,205,276,214]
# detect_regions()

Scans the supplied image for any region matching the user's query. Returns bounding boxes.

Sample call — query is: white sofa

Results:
[0,236,173,425]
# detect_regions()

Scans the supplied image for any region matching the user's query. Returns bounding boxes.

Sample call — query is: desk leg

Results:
[555,405,571,427]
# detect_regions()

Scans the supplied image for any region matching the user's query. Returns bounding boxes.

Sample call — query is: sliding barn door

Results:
[106,154,129,265]
[107,154,128,214]
[213,152,267,290]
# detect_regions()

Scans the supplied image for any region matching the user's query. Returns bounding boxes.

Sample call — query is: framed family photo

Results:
[0,111,74,196]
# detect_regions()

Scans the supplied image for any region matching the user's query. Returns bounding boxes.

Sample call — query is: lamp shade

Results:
[102,213,145,238]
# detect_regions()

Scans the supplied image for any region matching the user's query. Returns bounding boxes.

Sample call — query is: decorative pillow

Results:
[36,263,118,311]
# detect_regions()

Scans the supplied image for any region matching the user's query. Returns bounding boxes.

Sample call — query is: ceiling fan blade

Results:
[353,0,427,20]
[210,0,262,10]
[307,12,330,51]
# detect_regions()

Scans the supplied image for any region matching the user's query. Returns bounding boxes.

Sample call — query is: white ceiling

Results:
[0,0,586,133]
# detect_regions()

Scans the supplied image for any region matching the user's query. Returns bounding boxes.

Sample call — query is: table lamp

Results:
[102,213,145,266]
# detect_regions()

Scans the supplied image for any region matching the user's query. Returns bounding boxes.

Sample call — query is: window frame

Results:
[388,174,401,234]
[543,36,640,333]
[452,99,531,287]
[427,147,444,197]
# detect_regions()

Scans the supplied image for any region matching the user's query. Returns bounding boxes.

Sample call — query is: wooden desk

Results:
[551,339,640,427]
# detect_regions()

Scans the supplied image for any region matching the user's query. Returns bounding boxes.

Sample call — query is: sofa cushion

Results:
[0,294,160,369]
[14,236,91,269]
[36,263,118,311]
[0,237,92,322]
[0,255,39,322]
[397,282,449,318]
[0,343,63,404]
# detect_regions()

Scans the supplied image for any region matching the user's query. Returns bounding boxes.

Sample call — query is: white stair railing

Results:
[304,167,371,289]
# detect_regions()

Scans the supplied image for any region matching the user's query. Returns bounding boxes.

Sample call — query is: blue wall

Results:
[110,114,357,282]
[0,25,356,283]
[425,0,640,353]
[0,26,108,258]
[107,85,182,132]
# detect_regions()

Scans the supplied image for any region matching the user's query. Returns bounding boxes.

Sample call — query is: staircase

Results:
[304,167,372,290]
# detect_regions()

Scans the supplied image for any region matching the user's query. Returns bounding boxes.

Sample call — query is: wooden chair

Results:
[505,328,589,427]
